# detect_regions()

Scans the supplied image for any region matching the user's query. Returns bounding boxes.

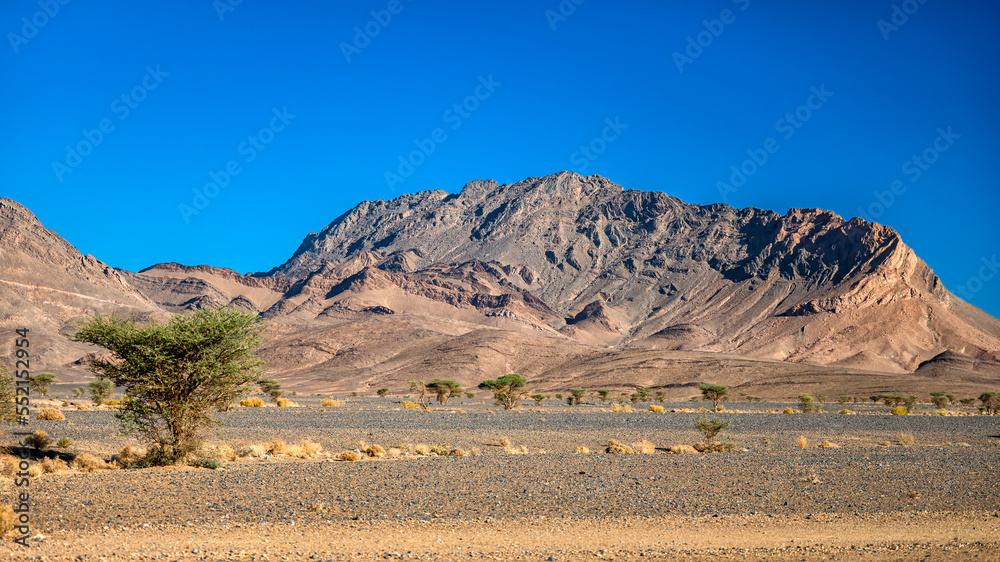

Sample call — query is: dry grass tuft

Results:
[783,407,795,414]
[387,447,403,457]
[27,464,43,478]
[839,409,855,415]
[284,441,323,459]
[36,408,65,421]
[240,397,264,407]
[816,440,840,449]
[401,401,420,410]
[497,436,511,448]
[669,445,699,454]
[633,440,656,454]
[71,453,114,473]
[118,445,147,466]
[648,405,664,413]
[0,455,19,476]
[891,406,909,416]
[899,433,915,446]
[414,443,431,456]
[450,447,468,457]
[364,444,386,458]
[796,436,808,449]
[0,504,14,538]
[606,439,635,454]
[276,398,298,407]
[336,451,362,462]
[23,430,51,450]
[40,457,68,474]
[802,473,824,484]
[267,438,288,456]
[575,446,590,454]
[504,445,529,455]
[321,399,343,407]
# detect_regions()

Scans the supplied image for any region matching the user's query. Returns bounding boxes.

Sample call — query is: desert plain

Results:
[2,395,998,561]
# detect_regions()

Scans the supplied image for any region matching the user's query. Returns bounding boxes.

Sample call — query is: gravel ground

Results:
[3,398,999,560]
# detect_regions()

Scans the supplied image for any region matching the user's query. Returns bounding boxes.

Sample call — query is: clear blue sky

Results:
[2,0,998,318]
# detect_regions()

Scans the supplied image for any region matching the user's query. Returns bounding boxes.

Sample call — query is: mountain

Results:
[2,173,998,398]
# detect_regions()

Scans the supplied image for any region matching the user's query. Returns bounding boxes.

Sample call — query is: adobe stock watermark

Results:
[340,0,414,63]
[7,0,71,54]
[672,0,749,73]
[51,65,169,182]
[855,127,959,223]
[570,117,628,171]
[953,255,999,302]
[716,84,833,201]
[384,74,500,190]
[213,0,244,22]
[178,107,295,223]
[877,0,929,41]
[545,0,585,31]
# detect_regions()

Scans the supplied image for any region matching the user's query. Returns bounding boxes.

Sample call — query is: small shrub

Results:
[240,397,264,407]
[0,456,18,476]
[504,445,529,455]
[575,446,590,454]
[387,447,403,457]
[414,443,431,456]
[117,445,147,467]
[364,444,386,458]
[796,436,808,449]
[891,406,909,416]
[27,464,43,478]
[41,457,68,474]
[276,398,298,407]
[694,417,730,443]
[783,407,795,414]
[189,458,223,469]
[815,440,839,449]
[606,439,635,454]
[36,408,65,421]
[838,409,855,415]
[321,399,343,407]
[899,433,915,445]
[72,453,113,472]
[23,430,51,450]
[648,405,664,413]
[669,444,699,454]
[498,436,511,448]
[798,394,821,413]
[337,451,362,462]
[429,444,451,456]
[57,436,74,449]
[611,403,623,412]
[401,401,420,410]
[450,447,468,457]
[634,440,656,454]
[267,438,288,456]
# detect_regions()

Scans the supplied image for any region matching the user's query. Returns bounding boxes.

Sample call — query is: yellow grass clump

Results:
[450,447,468,457]
[0,504,14,538]
[71,453,114,472]
[103,399,120,406]
[575,446,590,454]
[498,436,511,448]
[240,397,264,407]
[36,408,65,421]
[284,440,323,459]
[388,447,403,457]
[276,398,298,407]
[899,433,915,446]
[321,399,343,407]
[648,405,664,413]
[669,444,699,454]
[816,440,839,449]
[891,406,909,416]
[796,436,808,449]
[41,457,68,474]
[783,408,796,414]
[337,451,362,462]
[27,464,43,478]
[401,401,420,410]
[0,456,19,476]
[634,440,656,454]
[839,409,855,415]
[716,405,726,412]
[364,444,386,458]
[504,445,529,455]
[267,438,288,456]
[414,443,431,456]
[606,439,635,454]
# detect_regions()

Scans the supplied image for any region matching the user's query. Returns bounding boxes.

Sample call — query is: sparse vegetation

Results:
[699,383,729,409]
[796,436,808,449]
[377,388,389,397]
[36,408,65,421]
[654,390,667,402]
[88,379,113,405]
[530,393,548,406]
[648,405,664,413]
[400,401,420,410]
[337,451,362,462]
[23,430,51,450]
[891,406,909,416]
[426,379,463,405]
[321,399,343,407]
[70,307,265,465]
[798,394,822,413]
[979,391,1000,414]
[606,439,635,454]
[930,392,950,410]
[71,453,115,472]
[568,387,588,405]
[596,389,610,402]
[56,436,74,449]
[28,373,55,397]
[240,397,264,407]
[694,417,729,443]
[479,374,528,410]
[258,379,283,402]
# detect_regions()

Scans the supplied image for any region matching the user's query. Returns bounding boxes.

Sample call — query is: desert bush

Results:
[899,433,915,445]
[321,399,343,407]
[930,392,950,409]
[276,398,298,407]
[655,390,667,402]
[891,406,909,416]
[88,380,113,405]
[816,440,839,449]
[636,388,652,402]
[41,457,68,474]
[530,394,548,406]
[36,408,65,421]
[387,447,403,457]
[669,444,699,454]
[429,444,451,456]
[428,379,464,405]
[414,443,431,456]
[0,456,18,476]
[839,409,855,415]
[880,393,905,407]
[699,384,729,409]
[71,453,114,472]
[23,430,51,450]
[979,392,1000,414]
[959,397,976,406]
[568,387,588,406]
[596,390,610,402]
[28,373,55,398]
[611,403,623,412]
[634,440,656,454]
[117,444,148,467]
[694,417,730,443]
[56,436,74,449]
[70,307,265,465]
[836,396,850,405]
[337,451,362,462]
[257,378,283,402]
[783,407,795,414]
[606,439,635,454]
[554,393,563,400]
[377,388,389,397]
[189,458,223,469]
[648,405,664,413]
[796,436,808,449]
[267,438,288,456]
[27,464,42,478]
[364,444,386,458]
[450,447,468,457]
[693,442,734,453]
[240,397,264,407]
[798,394,821,413]
[575,446,590,454]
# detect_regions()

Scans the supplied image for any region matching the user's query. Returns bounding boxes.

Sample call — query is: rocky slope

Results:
[2,173,998,395]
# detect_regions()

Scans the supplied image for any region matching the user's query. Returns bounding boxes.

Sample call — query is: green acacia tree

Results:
[596,389,611,402]
[569,387,588,405]
[426,379,463,405]
[70,307,265,465]
[980,391,1000,414]
[28,373,55,398]
[479,374,528,410]
[699,383,729,409]
[88,380,112,404]
[258,379,283,402]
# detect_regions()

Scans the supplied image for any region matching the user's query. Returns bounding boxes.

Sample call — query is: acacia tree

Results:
[70,307,265,465]
[88,380,112,404]
[426,379,463,405]
[258,379,283,402]
[980,391,1000,414]
[28,373,55,398]
[568,387,588,405]
[479,374,528,410]
[699,383,729,409]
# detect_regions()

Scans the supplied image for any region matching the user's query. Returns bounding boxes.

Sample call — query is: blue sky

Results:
[2,0,998,317]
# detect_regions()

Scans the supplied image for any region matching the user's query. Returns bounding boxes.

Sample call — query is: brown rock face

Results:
[1,173,998,395]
